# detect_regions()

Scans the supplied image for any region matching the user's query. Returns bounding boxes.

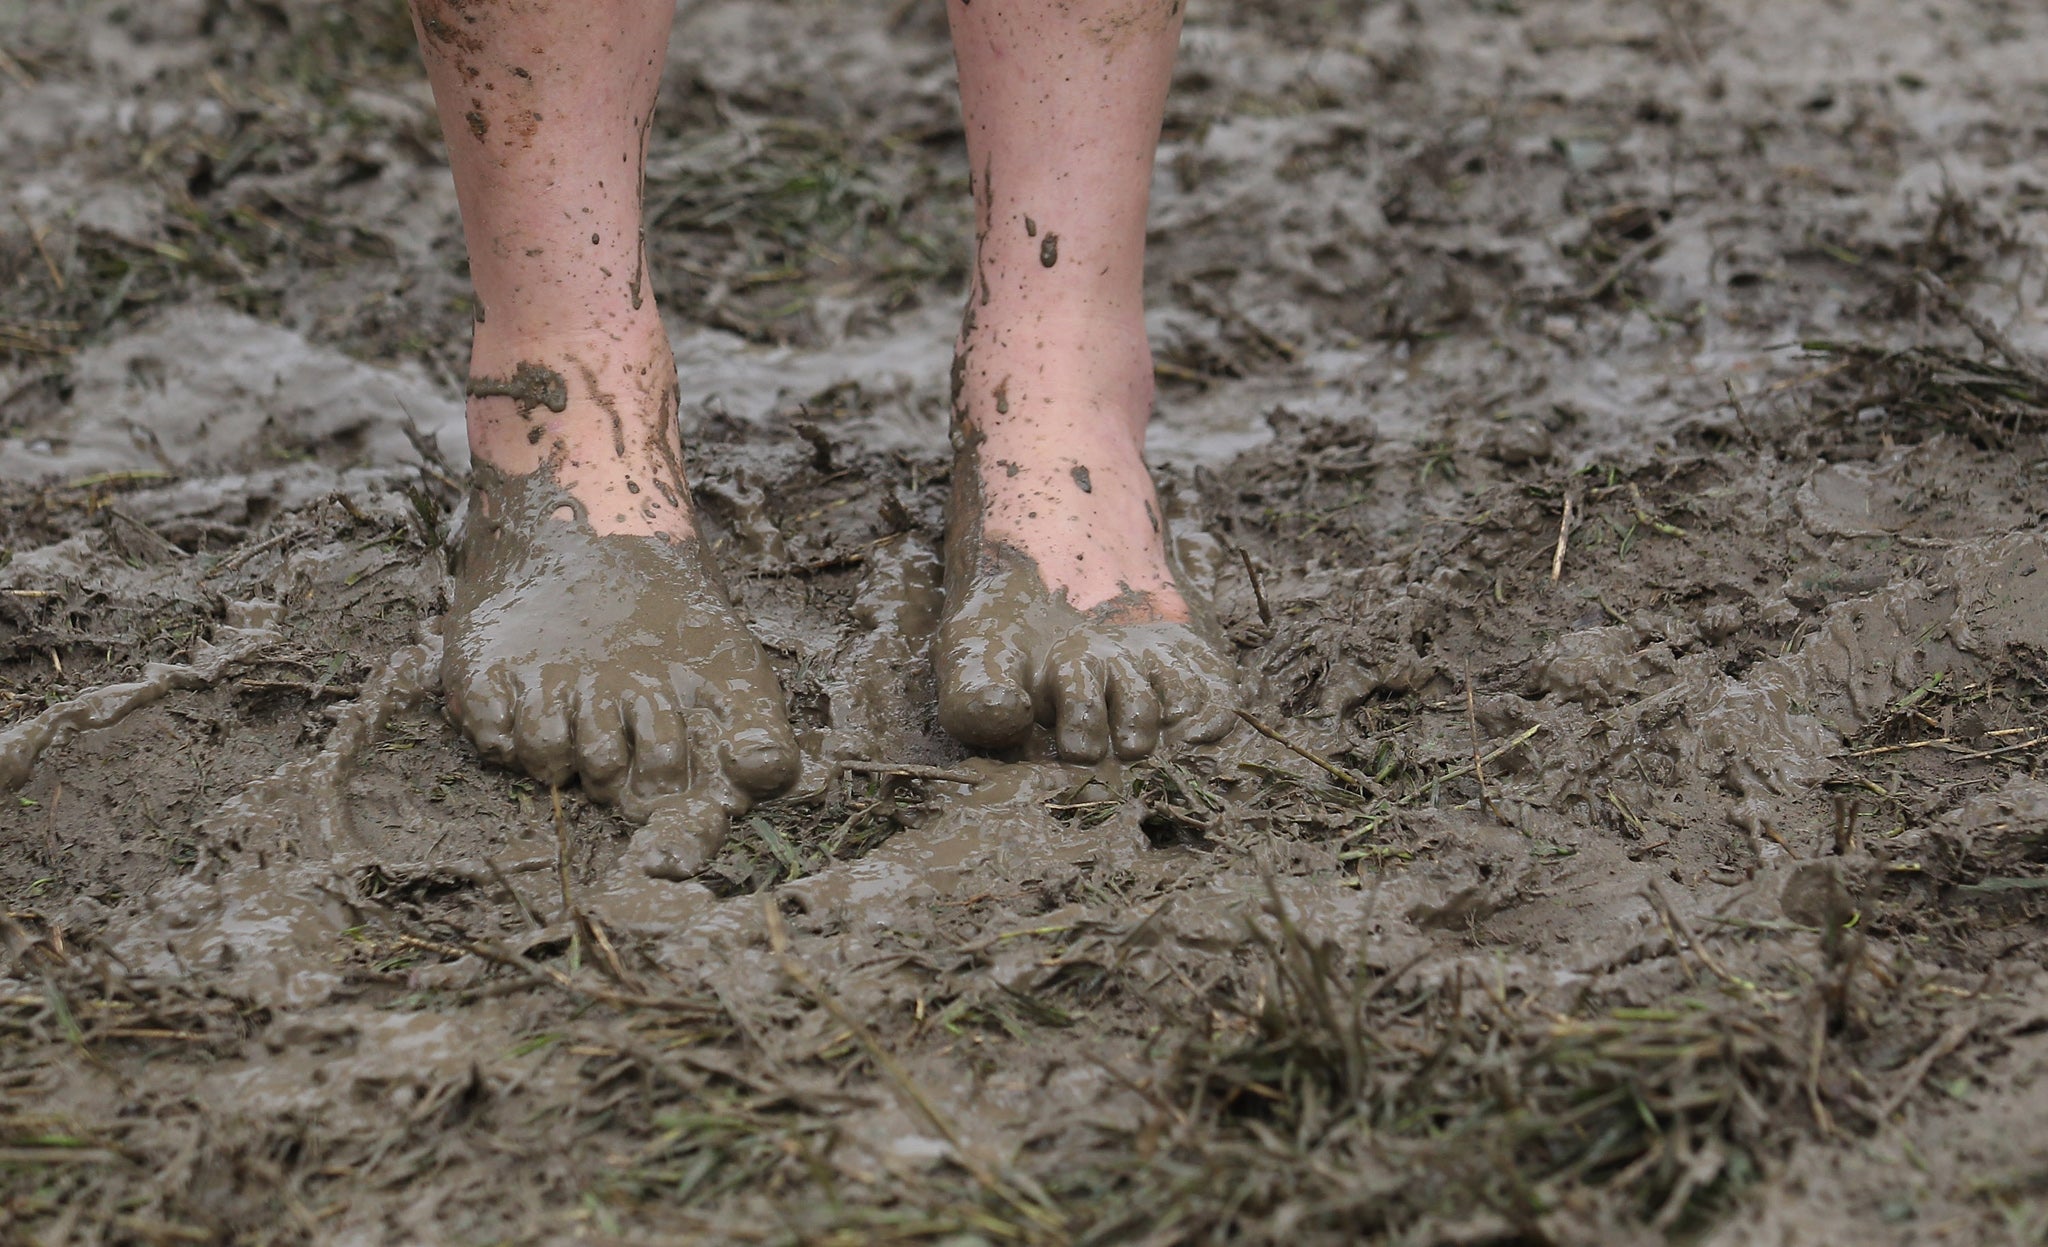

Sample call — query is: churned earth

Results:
[4,0,2047,1243]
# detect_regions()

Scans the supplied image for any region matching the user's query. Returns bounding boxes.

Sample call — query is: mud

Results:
[5,0,2048,1244]
[464,361,569,418]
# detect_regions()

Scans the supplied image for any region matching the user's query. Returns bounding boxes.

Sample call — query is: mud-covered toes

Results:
[724,724,799,797]
[620,691,689,814]
[716,674,801,797]
[1039,632,1233,762]
[450,665,518,766]
[440,469,801,836]
[625,788,732,880]
[571,680,629,801]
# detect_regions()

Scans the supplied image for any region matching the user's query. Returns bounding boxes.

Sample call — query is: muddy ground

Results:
[4,0,2048,1243]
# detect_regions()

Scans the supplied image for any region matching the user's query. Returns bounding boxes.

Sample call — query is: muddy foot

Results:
[443,463,799,873]
[935,432,1237,762]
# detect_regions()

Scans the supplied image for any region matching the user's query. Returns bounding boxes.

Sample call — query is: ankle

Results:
[464,321,683,487]
[468,311,671,382]
[955,311,1155,448]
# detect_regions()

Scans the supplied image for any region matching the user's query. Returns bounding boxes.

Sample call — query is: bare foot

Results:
[443,329,799,871]
[935,320,1237,762]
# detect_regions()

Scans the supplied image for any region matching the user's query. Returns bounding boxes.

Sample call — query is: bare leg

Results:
[410,0,797,863]
[937,0,1235,762]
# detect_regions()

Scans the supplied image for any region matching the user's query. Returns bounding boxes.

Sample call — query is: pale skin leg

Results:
[409,0,799,868]
[937,0,1237,761]
[410,0,1229,858]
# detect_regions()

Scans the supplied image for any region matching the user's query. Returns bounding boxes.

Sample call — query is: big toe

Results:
[711,667,801,797]
[936,628,1036,749]
[724,723,800,797]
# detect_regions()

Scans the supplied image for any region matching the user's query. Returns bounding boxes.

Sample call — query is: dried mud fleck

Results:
[464,360,568,416]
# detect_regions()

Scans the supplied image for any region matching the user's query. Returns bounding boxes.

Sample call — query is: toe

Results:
[511,670,577,786]
[1150,662,1199,726]
[1107,658,1163,760]
[622,690,689,811]
[936,628,1036,749]
[572,676,629,801]
[456,666,518,767]
[696,659,799,798]
[1044,640,1111,764]
[724,724,799,797]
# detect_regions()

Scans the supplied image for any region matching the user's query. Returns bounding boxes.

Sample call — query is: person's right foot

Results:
[934,312,1238,762]
[442,326,799,870]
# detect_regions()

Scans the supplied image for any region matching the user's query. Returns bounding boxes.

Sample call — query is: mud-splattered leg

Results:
[409,1,798,855]
[937,0,1235,762]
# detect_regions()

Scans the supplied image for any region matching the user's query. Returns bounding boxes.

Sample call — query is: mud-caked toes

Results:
[712,664,802,797]
[619,690,690,812]
[1150,641,1237,745]
[570,679,629,801]
[448,665,519,767]
[723,723,800,797]
[509,670,577,786]
[933,543,1239,762]
[440,465,798,841]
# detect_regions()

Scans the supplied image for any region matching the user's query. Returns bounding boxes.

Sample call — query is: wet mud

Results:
[5,1,2048,1244]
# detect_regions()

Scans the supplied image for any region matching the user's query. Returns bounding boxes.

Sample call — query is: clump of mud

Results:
[6,1,2048,1244]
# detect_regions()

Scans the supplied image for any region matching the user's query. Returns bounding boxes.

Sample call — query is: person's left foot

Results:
[934,320,1237,762]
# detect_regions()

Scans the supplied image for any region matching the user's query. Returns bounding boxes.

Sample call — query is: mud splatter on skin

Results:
[572,360,627,459]
[1071,464,1092,493]
[974,156,996,307]
[464,109,488,140]
[466,361,567,417]
[1039,232,1060,267]
[626,113,653,310]
[993,375,1011,414]
[1024,216,1038,237]
[1080,0,1183,51]
[410,0,486,56]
